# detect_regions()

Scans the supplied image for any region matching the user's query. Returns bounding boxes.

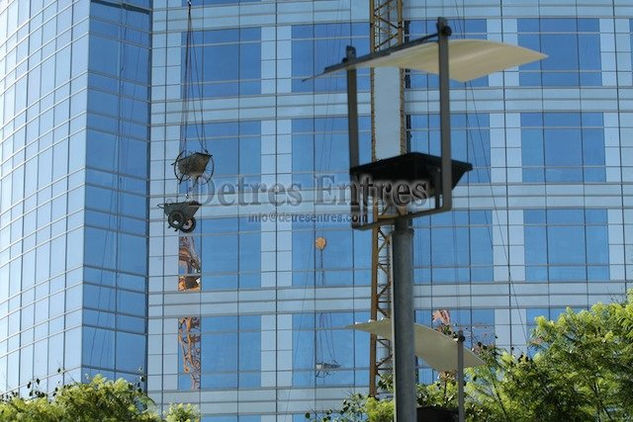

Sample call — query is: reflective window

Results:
[178,316,261,390]
[524,209,609,281]
[185,29,261,98]
[414,211,493,283]
[518,18,601,86]
[292,220,370,287]
[291,311,368,386]
[410,113,491,184]
[521,112,605,182]
[291,23,369,93]
[84,227,117,270]
[83,327,115,369]
[116,331,145,372]
[118,233,147,274]
[89,35,119,76]
[291,117,371,188]
[182,121,260,180]
[117,290,145,317]
[84,284,116,313]
[200,217,261,289]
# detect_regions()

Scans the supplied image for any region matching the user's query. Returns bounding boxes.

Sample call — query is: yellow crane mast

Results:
[369,0,406,398]
[178,316,201,390]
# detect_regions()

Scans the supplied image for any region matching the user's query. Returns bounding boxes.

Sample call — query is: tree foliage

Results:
[308,292,633,421]
[0,375,200,422]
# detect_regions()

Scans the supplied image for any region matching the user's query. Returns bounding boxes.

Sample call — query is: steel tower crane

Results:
[178,316,201,389]
[368,0,405,398]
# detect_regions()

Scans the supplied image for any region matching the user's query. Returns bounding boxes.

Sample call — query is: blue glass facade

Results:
[1,0,633,421]
[83,0,151,382]
[0,0,149,393]
[143,2,632,421]
[0,0,91,394]
[146,2,633,420]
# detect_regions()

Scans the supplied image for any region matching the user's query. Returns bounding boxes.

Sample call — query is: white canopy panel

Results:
[349,318,485,371]
[327,39,546,82]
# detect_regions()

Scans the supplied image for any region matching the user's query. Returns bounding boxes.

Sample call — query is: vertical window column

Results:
[260,221,277,288]
[151,30,168,97]
[164,30,181,102]
[600,18,617,86]
[147,318,163,395]
[625,207,633,283]
[276,26,292,94]
[163,318,180,391]
[276,220,292,289]
[501,18,519,87]
[276,314,292,388]
[261,314,292,391]
[505,113,522,183]
[260,314,277,388]
[260,120,277,288]
[607,209,626,284]
[508,210,526,282]
[620,103,633,183]
[489,113,505,182]
[493,210,525,283]
[615,19,632,86]
[276,119,292,193]
[276,119,293,286]
[492,210,509,282]
[486,18,503,87]
[615,19,633,86]
[494,308,528,354]
[148,11,168,398]
[259,119,293,287]
[260,27,276,95]
[605,113,622,183]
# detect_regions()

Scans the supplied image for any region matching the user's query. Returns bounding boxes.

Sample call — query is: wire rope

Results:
[285,4,349,419]
[176,1,211,199]
[462,17,529,348]
[433,0,530,347]
[188,13,207,153]
[181,1,193,146]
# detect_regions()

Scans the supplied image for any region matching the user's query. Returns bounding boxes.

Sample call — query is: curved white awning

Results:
[348,318,485,371]
[321,39,546,82]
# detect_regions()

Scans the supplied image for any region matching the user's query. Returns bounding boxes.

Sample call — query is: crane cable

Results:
[449,1,529,344]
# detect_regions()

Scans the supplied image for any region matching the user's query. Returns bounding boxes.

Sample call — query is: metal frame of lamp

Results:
[314,17,546,422]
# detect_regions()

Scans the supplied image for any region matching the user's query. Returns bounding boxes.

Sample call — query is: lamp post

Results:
[391,216,416,421]
[348,20,469,421]
[314,17,546,421]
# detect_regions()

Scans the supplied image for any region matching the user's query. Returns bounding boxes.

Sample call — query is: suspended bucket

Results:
[158,200,201,233]
[173,151,214,185]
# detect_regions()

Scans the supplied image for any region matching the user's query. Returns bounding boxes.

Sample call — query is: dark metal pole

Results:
[345,46,361,225]
[437,17,453,210]
[392,217,416,422]
[457,330,465,422]
[346,46,359,169]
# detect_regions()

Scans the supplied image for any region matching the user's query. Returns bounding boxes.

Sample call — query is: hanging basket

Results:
[159,200,201,233]
[173,151,214,185]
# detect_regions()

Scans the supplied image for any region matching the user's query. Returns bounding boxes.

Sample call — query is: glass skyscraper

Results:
[0,0,150,395]
[1,0,632,420]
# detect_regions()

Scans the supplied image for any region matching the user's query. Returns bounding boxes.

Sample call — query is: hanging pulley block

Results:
[158,200,201,233]
[173,150,214,185]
